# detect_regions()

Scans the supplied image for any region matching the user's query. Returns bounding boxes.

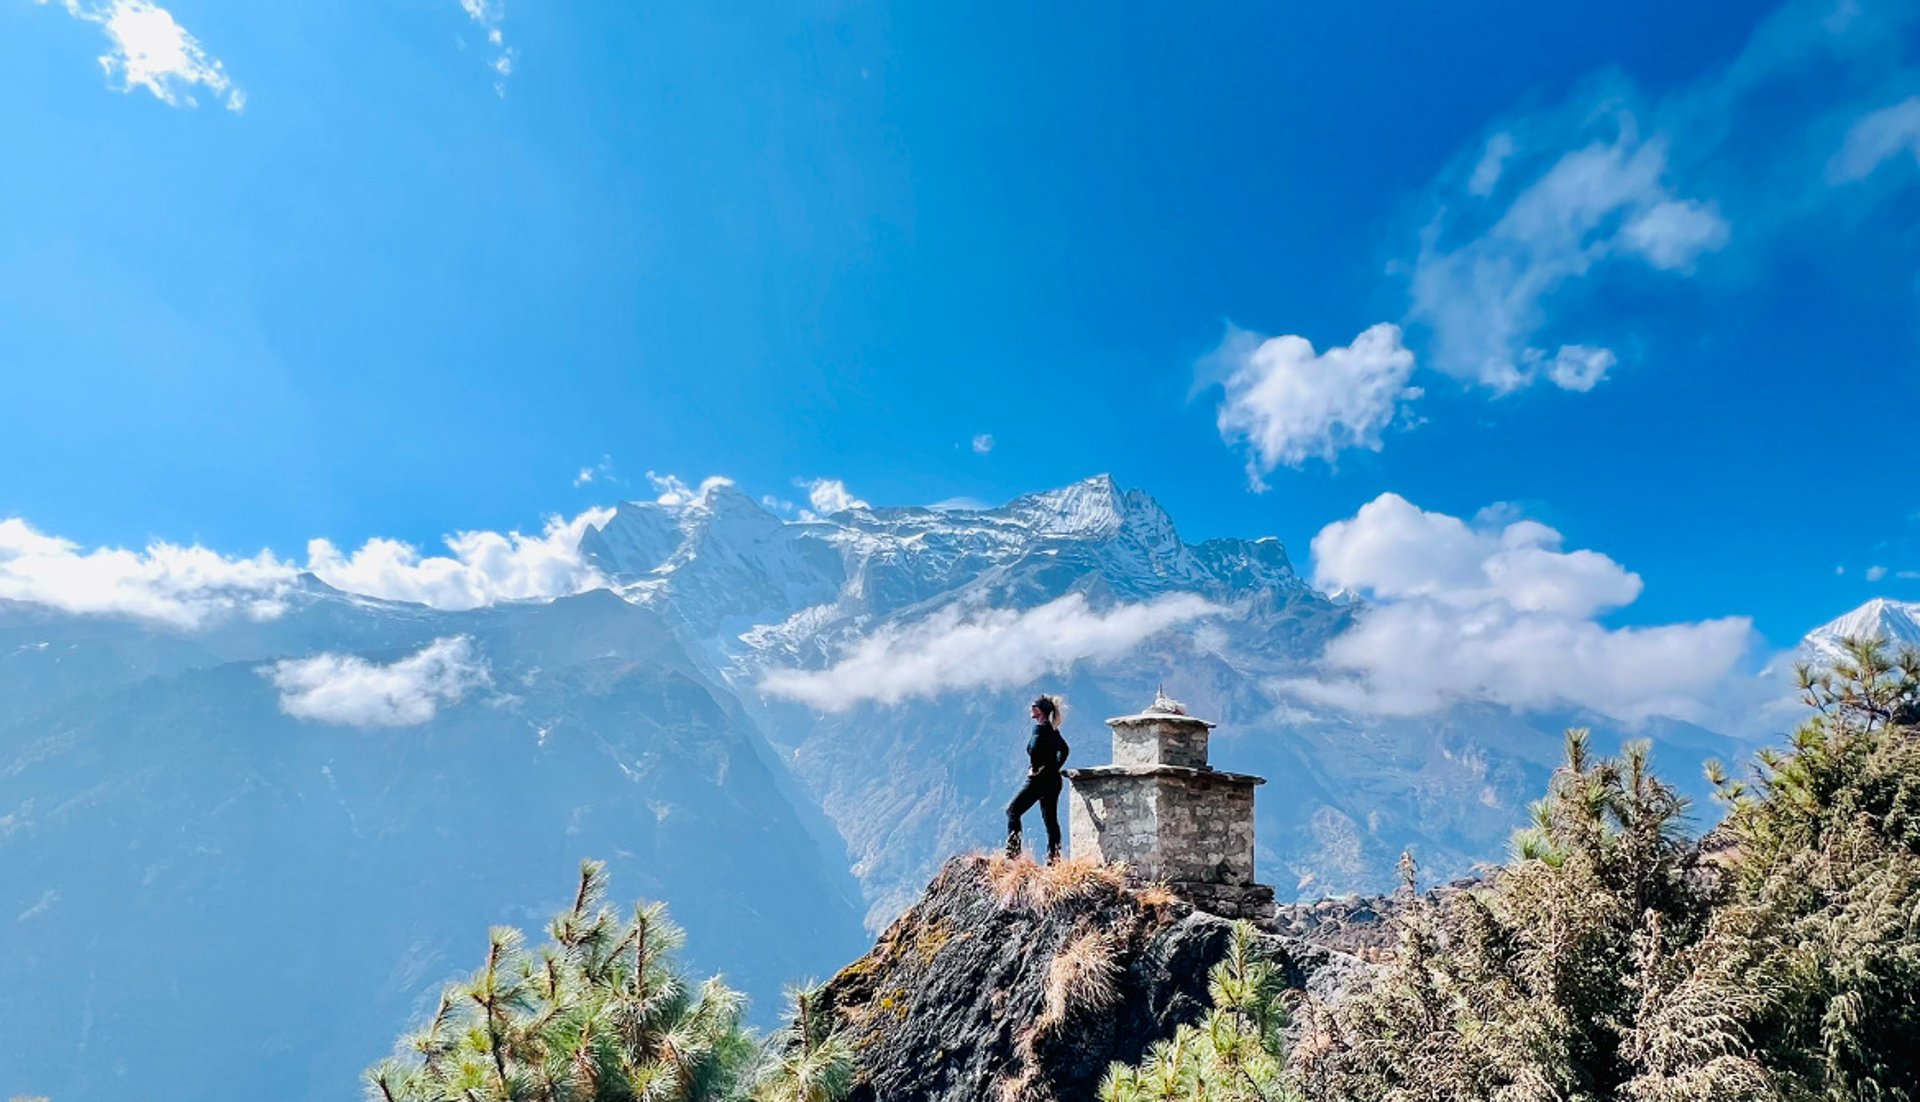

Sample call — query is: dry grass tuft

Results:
[996,1064,1038,1102]
[985,852,1035,908]
[998,1027,1050,1102]
[1133,881,1179,909]
[983,853,1128,913]
[1040,928,1121,1028]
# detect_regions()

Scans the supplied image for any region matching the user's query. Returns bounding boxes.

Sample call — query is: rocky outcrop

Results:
[816,854,1359,1102]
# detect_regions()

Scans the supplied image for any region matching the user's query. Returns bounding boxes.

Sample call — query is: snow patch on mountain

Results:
[1802,597,1920,661]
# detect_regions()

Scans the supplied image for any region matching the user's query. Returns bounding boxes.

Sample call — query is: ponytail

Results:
[1032,693,1067,730]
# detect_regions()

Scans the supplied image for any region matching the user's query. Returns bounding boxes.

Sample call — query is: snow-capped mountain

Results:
[1802,597,1920,661]
[546,475,1730,927]
[1,475,1764,1102]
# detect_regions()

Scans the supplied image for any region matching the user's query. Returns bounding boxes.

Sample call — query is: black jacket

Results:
[1026,722,1070,777]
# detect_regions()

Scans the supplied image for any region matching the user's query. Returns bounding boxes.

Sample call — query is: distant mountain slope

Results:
[564,474,1743,929]
[0,588,865,1102]
[0,475,1778,1102]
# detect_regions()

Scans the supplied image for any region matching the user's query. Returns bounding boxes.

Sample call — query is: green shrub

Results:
[366,860,756,1102]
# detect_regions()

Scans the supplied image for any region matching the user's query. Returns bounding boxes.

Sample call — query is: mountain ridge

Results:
[2,474,1864,1102]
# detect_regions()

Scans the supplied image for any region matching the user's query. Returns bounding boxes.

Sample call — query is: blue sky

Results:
[3,0,1920,652]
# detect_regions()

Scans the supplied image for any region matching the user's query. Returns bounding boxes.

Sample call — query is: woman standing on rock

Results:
[1006,694,1070,863]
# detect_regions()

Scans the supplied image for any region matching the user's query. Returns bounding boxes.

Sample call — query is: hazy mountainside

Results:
[570,476,1741,928]
[5,475,1875,1101]
[0,587,866,1102]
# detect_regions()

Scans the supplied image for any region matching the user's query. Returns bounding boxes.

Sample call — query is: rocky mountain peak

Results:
[816,854,1352,1102]
[1000,474,1175,541]
[1803,596,1920,660]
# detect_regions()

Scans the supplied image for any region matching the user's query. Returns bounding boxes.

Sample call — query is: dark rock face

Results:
[816,854,1338,1102]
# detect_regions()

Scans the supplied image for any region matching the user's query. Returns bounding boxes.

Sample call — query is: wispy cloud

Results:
[761,592,1223,711]
[645,471,733,507]
[1400,0,1920,395]
[1830,96,1920,183]
[1410,125,1725,392]
[455,0,514,96]
[1207,322,1419,484]
[1199,0,1920,476]
[573,455,615,488]
[1287,493,1757,723]
[262,636,491,728]
[971,434,996,455]
[38,0,243,111]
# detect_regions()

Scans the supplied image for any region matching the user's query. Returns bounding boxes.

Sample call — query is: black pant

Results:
[1006,772,1063,856]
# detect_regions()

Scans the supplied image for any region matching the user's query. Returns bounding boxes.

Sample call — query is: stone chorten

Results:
[1064,689,1276,923]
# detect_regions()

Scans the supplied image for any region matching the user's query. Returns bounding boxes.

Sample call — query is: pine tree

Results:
[1097,921,1297,1102]
[1070,639,1920,1102]
[1707,637,1920,1101]
[1300,730,1768,1102]
[752,982,854,1102]
[366,860,757,1102]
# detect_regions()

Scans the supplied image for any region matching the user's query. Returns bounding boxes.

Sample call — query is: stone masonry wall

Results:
[1068,770,1258,887]
[1068,774,1161,875]
[1110,718,1210,769]
[1152,774,1257,885]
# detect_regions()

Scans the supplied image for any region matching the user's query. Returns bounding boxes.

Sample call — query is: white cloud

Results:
[1399,0,1920,399]
[1830,96,1920,183]
[1314,494,1643,616]
[1292,493,1755,722]
[306,508,613,612]
[761,592,1223,711]
[0,507,619,628]
[1209,322,1419,485]
[455,0,514,96]
[646,471,695,504]
[1410,125,1727,393]
[1529,344,1616,393]
[0,517,294,628]
[39,0,243,111]
[644,471,736,507]
[802,478,869,516]
[1621,199,1731,271]
[971,434,996,455]
[263,636,491,728]
[1868,564,1890,581]
[572,455,615,488]
[1468,132,1516,197]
